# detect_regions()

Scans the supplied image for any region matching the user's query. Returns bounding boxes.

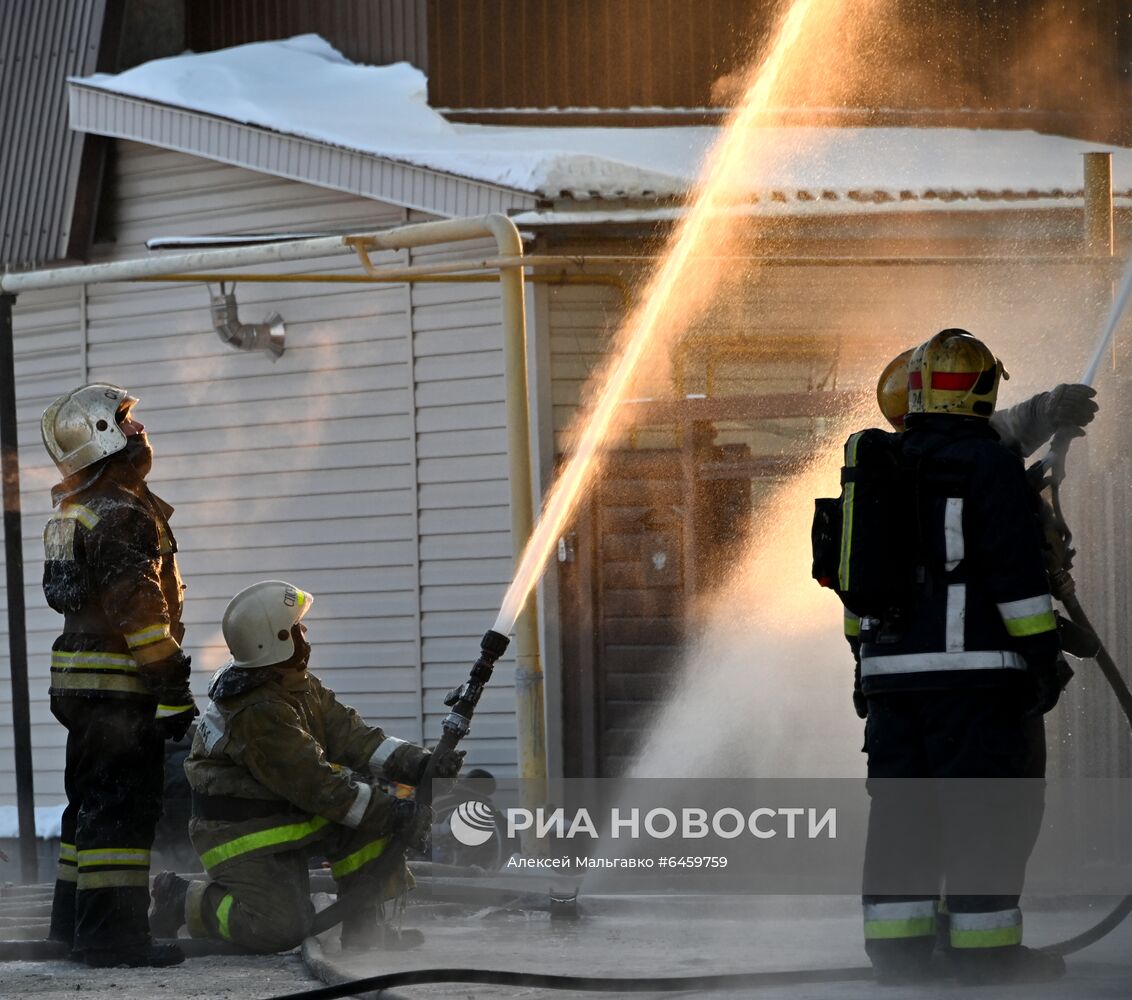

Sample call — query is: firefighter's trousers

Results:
[861,688,1045,976]
[184,818,405,953]
[48,696,164,957]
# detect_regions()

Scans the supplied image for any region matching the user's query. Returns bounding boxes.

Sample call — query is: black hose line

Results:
[1039,591,1132,958]
[264,965,877,1000]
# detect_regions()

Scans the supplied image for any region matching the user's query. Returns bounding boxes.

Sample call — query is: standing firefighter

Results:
[849,349,1098,717]
[41,383,197,967]
[151,580,463,952]
[834,331,1073,984]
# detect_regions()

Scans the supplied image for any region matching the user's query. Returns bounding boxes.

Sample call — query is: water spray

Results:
[1081,252,1132,387]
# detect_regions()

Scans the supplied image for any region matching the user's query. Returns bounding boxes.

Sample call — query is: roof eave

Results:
[67,82,540,219]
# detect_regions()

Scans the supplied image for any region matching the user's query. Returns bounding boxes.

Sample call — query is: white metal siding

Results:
[0,142,521,806]
[408,235,517,774]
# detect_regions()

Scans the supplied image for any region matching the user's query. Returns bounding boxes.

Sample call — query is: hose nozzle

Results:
[480,629,510,663]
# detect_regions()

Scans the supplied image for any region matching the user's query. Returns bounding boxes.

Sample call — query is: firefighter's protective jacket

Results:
[43,465,184,700]
[857,414,1060,695]
[186,667,425,871]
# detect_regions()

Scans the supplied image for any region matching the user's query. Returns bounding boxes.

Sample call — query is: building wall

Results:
[0,141,518,806]
[185,0,429,71]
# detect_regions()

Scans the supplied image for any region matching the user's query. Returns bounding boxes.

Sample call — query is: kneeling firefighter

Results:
[824,330,1074,984]
[150,581,464,951]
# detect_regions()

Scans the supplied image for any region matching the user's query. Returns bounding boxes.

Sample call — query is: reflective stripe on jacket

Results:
[859,416,1059,694]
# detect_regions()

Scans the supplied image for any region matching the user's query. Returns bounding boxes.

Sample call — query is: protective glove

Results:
[416,746,467,783]
[1056,611,1101,660]
[141,649,200,740]
[390,797,434,853]
[1044,384,1098,438]
[1027,655,1074,716]
[157,699,199,741]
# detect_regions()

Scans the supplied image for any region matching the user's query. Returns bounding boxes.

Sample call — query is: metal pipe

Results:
[0,292,37,883]
[7,251,1122,294]
[209,286,285,357]
[1084,152,1114,257]
[0,232,371,292]
[484,219,548,817]
[350,216,547,814]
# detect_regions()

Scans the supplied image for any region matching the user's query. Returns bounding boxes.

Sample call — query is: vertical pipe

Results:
[1084,151,1114,257]
[484,217,548,820]
[0,292,37,882]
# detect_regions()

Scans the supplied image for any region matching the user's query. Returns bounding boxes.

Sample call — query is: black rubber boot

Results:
[339,903,380,951]
[149,871,190,939]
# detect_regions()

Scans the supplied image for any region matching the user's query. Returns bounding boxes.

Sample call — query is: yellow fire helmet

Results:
[906,328,1008,420]
[41,383,139,477]
[876,347,916,431]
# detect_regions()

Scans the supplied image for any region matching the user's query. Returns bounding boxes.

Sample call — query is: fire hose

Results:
[268,427,1132,1000]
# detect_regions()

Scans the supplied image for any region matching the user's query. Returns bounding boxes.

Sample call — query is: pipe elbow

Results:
[210,290,285,358]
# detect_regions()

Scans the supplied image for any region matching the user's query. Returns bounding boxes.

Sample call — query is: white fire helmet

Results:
[222,580,314,670]
[41,383,139,477]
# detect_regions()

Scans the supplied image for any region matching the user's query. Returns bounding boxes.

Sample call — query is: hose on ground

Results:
[264,964,877,1000]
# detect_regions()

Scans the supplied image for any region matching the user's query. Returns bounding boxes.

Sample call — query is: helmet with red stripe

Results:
[907,328,1007,420]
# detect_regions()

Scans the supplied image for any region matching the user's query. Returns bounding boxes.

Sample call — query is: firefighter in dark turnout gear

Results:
[848,331,1070,984]
[849,349,1097,715]
[151,581,463,953]
[41,383,196,968]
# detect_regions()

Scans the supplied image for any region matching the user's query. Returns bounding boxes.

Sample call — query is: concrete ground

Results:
[314,894,1132,1000]
[0,952,315,999]
[1,894,1129,1000]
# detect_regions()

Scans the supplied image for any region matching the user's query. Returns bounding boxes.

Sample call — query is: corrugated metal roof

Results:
[0,0,107,269]
[186,0,429,71]
[68,84,539,218]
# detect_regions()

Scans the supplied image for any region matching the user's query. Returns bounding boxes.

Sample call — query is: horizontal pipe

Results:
[134,271,631,289]
[0,216,530,293]
[0,234,364,292]
[6,250,1124,294]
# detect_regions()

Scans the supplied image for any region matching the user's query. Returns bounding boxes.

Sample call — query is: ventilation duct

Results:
[209,283,285,358]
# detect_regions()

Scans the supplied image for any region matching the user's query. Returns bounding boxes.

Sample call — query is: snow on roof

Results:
[75,34,1132,209]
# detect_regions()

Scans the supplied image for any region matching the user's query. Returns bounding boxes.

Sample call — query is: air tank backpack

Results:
[811,428,923,623]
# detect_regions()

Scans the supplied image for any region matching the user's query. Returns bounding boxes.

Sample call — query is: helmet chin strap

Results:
[123,435,153,479]
[274,623,311,672]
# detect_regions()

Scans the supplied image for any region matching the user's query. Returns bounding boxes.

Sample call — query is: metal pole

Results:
[1084,152,1114,257]
[484,217,548,819]
[0,292,37,882]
